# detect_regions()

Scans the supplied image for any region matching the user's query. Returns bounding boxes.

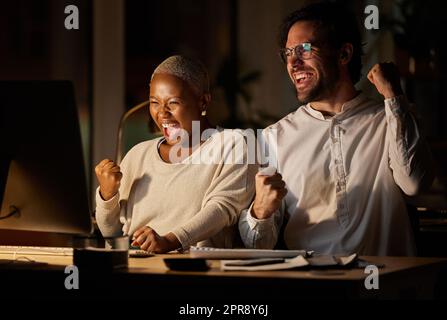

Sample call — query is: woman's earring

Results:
[201,109,207,116]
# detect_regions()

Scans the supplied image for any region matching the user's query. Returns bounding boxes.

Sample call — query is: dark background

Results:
[1,0,447,255]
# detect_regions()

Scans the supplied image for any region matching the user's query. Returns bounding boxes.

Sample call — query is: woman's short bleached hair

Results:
[151,55,210,95]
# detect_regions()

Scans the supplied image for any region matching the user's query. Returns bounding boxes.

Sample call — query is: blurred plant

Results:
[381,0,441,71]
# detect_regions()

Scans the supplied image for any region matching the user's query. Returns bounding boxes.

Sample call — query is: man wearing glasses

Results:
[239,2,433,256]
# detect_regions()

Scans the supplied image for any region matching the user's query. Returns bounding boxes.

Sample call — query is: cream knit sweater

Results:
[95,130,257,249]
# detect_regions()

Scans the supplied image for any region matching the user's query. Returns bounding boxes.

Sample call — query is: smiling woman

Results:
[150,74,209,160]
[94,55,257,253]
[149,56,212,162]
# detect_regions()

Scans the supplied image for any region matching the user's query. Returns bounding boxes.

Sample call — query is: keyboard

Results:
[0,245,73,256]
[189,246,310,259]
[0,245,151,258]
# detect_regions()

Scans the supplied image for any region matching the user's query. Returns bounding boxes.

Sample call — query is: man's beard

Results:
[296,57,340,105]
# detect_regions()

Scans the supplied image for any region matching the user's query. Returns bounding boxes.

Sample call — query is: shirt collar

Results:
[302,91,367,120]
[340,91,367,113]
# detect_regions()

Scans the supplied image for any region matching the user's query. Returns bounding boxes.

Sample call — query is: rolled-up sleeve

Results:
[385,95,434,196]
[238,202,281,249]
[95,188,123,237]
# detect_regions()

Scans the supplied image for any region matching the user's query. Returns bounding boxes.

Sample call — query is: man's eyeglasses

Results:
[279,43,313,63]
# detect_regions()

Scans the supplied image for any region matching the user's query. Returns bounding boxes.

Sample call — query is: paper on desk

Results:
[307,253,357,266]
[220,254,357,271]
[221,255,309,271]
[337,254,358,266]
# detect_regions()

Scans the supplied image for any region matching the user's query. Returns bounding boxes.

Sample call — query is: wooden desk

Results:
[1,252,446,302]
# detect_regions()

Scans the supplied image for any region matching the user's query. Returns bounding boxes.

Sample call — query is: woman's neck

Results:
[159,121,216,164]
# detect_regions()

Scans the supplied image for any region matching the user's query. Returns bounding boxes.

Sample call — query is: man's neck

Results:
[309,82,358,116]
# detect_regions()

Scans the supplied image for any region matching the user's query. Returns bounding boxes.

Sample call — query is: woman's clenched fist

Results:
[95,159,122,200]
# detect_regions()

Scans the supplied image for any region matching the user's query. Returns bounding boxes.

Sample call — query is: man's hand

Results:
[252,172,287,220]
[95,159,122,201]
[131,226,181,253]
[367,62,403,99]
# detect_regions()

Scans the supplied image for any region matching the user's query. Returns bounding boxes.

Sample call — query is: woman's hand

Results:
[95,159,122,201]
[131,226,182,253]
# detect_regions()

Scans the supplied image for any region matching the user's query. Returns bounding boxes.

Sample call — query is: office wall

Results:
[92,0,125,199]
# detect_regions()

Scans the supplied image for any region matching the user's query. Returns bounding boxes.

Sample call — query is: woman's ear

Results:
[201,93,211,110]
[339,43,354,65]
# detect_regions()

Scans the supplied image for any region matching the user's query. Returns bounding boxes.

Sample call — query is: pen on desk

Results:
[225,258,285,267]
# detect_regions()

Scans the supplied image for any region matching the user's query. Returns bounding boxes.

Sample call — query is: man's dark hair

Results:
[278,1,363,84]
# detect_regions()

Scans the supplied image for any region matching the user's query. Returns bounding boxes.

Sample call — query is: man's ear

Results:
[339,43,354,65]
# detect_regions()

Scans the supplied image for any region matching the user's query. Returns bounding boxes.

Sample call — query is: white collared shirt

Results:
[239,93,433,256]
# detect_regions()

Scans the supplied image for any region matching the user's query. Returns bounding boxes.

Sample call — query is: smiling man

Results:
[239,2,434,256]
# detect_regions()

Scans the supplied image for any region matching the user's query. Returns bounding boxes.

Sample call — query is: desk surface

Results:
[0,252,442,278]
[1,252,446,300]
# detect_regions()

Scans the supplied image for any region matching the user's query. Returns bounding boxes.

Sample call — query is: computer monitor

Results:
[0,81,93,235]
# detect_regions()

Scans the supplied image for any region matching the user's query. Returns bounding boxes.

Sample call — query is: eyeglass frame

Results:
[279,42,314,63]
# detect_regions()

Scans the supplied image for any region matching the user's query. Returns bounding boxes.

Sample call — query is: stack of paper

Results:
[220,254,358,271]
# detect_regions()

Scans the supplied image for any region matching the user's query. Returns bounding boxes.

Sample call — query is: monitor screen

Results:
[0,81,92,235]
